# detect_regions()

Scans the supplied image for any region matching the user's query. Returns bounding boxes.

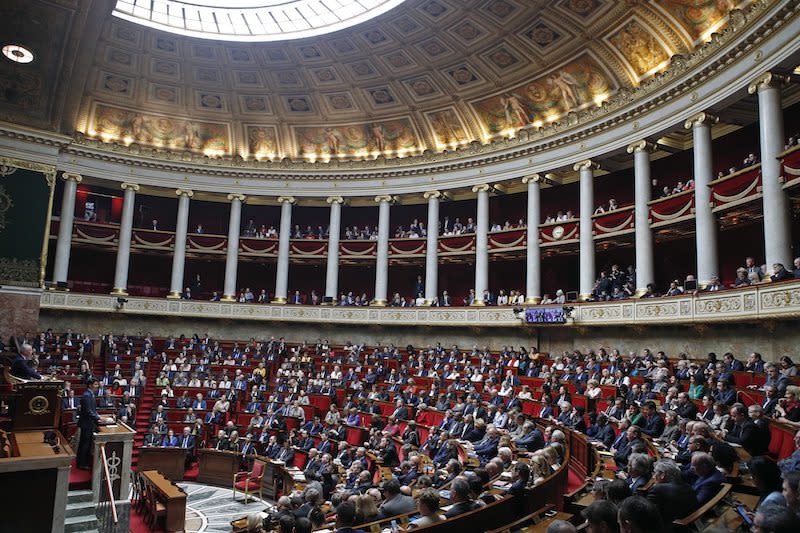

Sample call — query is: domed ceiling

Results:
[0,0,753,162]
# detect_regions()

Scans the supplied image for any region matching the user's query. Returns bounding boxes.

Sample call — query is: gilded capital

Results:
[120,182,140,191]
[472,184,491,193]
[277,196,296,204]
[62,172,82,183]
[626,140,657,154]
[748,72,790,94]
[684,112,718,130]
[423,190,442,200]
[374,194,394,203]
[175,188,194,198]
[326,195,344,205]
[522,174,541,185]
[573,160,599,172]
[227,193,247,202]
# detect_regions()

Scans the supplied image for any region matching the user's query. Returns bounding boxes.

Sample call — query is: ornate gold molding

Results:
[626,140,657,154]
[374,195,395,203]
[684,112,718,129]
[522,174,541,185]
[277,196,296,204]
[175,188,194,198]
[326,195,344,204]
[747,71,790,94]
[120,182,140,191]
[472,184,491,193]
[423,190,442,200]
[62,172,82,183]
[227,193,246,202]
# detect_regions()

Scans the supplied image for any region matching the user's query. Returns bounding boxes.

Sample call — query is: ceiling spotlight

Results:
[2,44,34,64]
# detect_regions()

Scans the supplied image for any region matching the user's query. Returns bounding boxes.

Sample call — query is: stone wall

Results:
[39,308,800,361]
[1,286,43,337]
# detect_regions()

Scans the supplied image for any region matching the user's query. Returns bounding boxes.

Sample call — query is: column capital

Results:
[326,195,344,205]
[175,188,194,198]
[374,194,395,204]
[684,112,718,130]
[573,160,599,172]
[277,195,296,204]
[626,140,657,154]
[62,172,82,183]
[423,190,442,200]
[472,184,491,193]
[747,72,790,94]
[522,174,541,184]
[227,193,246,203]
[120,182,140,191]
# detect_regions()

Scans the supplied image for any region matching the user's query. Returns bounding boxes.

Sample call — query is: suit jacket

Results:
[79,389,100,430]
[641,415,665,437]
[178,435,196,449]
[62,396,79,410]
[161,436,178,447]
[515,428,545,452]
[11,354,41,380]
[690,469,725,505]
[725,420,765,456]
[675,402,698,420]
[444,501,479,518]
[379,444,399,467]
[378,494,416,519]
[594,424,617,448]
[647,481,698,523]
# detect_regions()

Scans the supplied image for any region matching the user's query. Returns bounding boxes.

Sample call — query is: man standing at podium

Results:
[11,343,41,380]
[77,379,101,469]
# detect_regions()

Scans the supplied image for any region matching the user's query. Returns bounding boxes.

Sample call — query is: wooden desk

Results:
[262,458,299,500]
[524,512,573,533]
[138,446,187,481]
[141,470,187,533]
[197,448,241,486]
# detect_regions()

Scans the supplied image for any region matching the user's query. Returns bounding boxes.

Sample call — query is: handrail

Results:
[98,442,119,525]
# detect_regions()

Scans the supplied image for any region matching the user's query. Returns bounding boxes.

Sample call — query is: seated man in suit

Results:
[674,392,698,420]
[613,424,643,468]
[723,403,765,456]
[377,436,399,467]
[647,458,699,524]
[444,477,480,518]
[515,421,545,452]
[143,425,161,447]
[473,426,501,464]
[178,426,196,451]
[378,478,416,519]
[11,343,41,380]
[622,453,652,492]
[640,401,666,438]
[684,452,725,505]
[590,414,617,449]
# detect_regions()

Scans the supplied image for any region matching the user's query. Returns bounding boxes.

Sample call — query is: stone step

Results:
[64,514,98,533]
[66,500,97,518]
[67,489,94,504]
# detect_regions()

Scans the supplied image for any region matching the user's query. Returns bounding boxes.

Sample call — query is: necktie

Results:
[183,437,188,447]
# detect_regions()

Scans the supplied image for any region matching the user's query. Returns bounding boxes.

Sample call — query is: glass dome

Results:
[113,0,408,42]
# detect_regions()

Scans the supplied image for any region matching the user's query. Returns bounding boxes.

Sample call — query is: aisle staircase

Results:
[131,361,160,467]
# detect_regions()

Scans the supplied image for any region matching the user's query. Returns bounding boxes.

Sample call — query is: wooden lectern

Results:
[137,446,187,481]
[197,448,241,486]
[8,377,64,430]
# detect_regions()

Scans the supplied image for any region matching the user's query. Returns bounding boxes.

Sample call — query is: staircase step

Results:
[66,501,97,518]
[67,490,94,504]
[64,514,98,533]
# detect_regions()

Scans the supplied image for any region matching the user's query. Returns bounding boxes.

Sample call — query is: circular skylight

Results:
[113,0,409,42]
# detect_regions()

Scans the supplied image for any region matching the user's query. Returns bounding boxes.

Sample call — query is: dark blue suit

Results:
[11,354,41,379]
[690,470,725,505]
[77,389,100,468]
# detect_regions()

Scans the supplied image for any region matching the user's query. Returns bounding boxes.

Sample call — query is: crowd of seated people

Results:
[15,327,800,532]
[543,210,575,224]
[593,199,620,215]
[658,179,695,198]
[716,152,761,180]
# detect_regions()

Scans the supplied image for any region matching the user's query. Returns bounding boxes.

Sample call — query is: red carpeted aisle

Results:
[129,508,166,533]
[68,458,92,491]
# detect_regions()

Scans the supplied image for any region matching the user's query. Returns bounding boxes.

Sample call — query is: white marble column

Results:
[684,112,719,286]
[473,184,490,306]
[53,172,82,287]
[167,189,193,298]
[523,175,542,304]
[273,196,295,303]
[222,193,246,301]
[111,182,139,295]
[576,160,599,300]
[628,141,656,294]
[749,72,792,273]
[423,190,441,304]
[373,195,393,306]
[324,196,344,302]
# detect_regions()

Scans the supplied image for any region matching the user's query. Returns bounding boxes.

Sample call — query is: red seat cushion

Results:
[235,479,258,491]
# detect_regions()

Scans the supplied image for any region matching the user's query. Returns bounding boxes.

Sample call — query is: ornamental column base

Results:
[524,297,541,305]
[166,291,181,299]
[371,299,388,307]
[271,297,288,304]
[220,294,237,302]
[110,288,128,296]
[471,300,486,307]
[577,293,592,302]
[634,287,648,297]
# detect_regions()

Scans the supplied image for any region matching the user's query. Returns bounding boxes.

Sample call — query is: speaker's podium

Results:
[92,422,136,504]
[0,374,73,533]
[198,448,241,486]
[138,446,188,481]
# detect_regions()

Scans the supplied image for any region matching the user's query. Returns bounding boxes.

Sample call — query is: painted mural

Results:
[471,54,615,134]
[246,125,279,158]
[294,118,419,156]
[425,108,470,146]
[90,103,231,153]
[655,0,743,42]
[609,20,671,78]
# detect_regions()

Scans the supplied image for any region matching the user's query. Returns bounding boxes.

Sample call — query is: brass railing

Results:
[97,442,119,532]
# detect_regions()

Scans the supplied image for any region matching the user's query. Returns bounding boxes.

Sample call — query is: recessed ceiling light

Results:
[2,44,34,64]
